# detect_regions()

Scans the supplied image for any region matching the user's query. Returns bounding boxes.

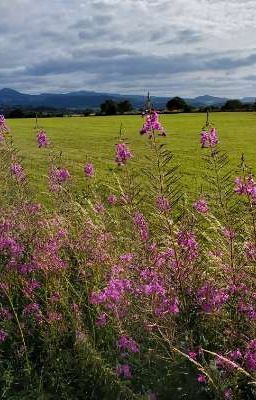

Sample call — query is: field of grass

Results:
[7,112,256,202]
[2,112,256,399]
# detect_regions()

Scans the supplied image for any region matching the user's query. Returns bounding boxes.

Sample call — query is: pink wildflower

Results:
[200,127,218,148]
[193,198,209,214]
[96,312,108,327]
[107,194,118,205]
[94,202,105,214]
[37,130,49,148]
[48,167,70,192]
[10,163,26,183]
[156,196,170,212]
[197,374,207,383]
[224,389,233,399]
[116,364,132,379]
[84,162,94,177]
[133,212,149,242]
[0,329,8,343]
[0,115,9,135]
[115,143,133,166]
[117,335,140,353]
[140,110,166,137]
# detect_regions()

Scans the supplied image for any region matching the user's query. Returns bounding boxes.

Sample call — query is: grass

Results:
[6,112,256,203]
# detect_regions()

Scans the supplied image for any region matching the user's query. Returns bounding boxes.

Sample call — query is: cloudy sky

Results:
[1,0,256,97]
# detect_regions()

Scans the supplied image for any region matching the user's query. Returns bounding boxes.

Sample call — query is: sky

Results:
[1,0,256,97]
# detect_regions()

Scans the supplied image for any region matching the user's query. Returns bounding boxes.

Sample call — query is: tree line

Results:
[100,96,256,115]
[1,97,256,118]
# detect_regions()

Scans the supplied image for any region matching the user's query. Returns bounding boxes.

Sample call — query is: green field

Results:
[6,112,256,202]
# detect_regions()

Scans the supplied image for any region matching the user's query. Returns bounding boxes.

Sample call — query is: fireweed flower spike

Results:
[10,163,26,183]
[200,127,218,148]
[84,162,94,177]
[0,115,10,135]
[156,195,171,212]
[193,198,209,214]
[48,167,70,192]
[140,110,166,137]
[115,142,133,166]
[37,130,49,148]
[234,175,256,201]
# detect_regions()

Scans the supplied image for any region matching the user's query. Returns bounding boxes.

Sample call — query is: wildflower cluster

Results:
[48,166,70,192]
[0,113,255,400]
[234,175,256,200]
[0,114,10,137]
[140,110,166,137]
[36,130,50,148]
[200,127,218,148]
[115,142,133,166]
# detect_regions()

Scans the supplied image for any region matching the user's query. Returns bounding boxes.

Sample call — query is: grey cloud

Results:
[25,51,256,78]
[71,14,112,29]
[163,29,203,45]
[78,28,109,39]
[244,75,256,81]
[72,47,138,58]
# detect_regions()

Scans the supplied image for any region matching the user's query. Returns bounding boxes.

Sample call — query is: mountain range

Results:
[0,88,254,110]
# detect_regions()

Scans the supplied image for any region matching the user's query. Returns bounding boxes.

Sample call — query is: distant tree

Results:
[222,99,243,111]
[83,108,93,116]
[166,97,188,111]
[100,100,118,115]
[8,108,25,118]
[117,100,133,114]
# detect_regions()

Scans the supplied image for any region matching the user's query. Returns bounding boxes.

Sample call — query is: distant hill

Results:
[186,95,229,107]
[0,88,254,110]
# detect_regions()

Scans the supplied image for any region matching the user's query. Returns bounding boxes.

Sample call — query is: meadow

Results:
[7,112,256,202]
[0,111,256,400]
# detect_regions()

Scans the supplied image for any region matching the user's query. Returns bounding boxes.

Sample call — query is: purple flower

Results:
[115,143,133,166]
[84,162,94,177]
[234,176,256,201]
[23,279,41,298]
[244,340,256,371]
[0,307,13,321]
[94,202,105,214]
[193,198,209,214]
[224,389,233,399]
[154,297,179,316]
[197,374,207,383]
[47,311,62,323]
[222,228,236,240]
[23,303,41,316]
[188,351,197,360]
[119,253,134,263]
[177,230,198,261]
[0,329,8,343]
[116,364,132,379]
[10,163,26,183]
[0,115,10,135]
[244,242,256,261]
[117,335,140,353]
[156,196,170,212]
[37,130,49,148]
[197,283,229,313]
[107,194,118,205]
[96,312,108,327]
[133,212,149,242]
[48,167,70,192]
[200,127,218,148]
[140,111,166,137]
